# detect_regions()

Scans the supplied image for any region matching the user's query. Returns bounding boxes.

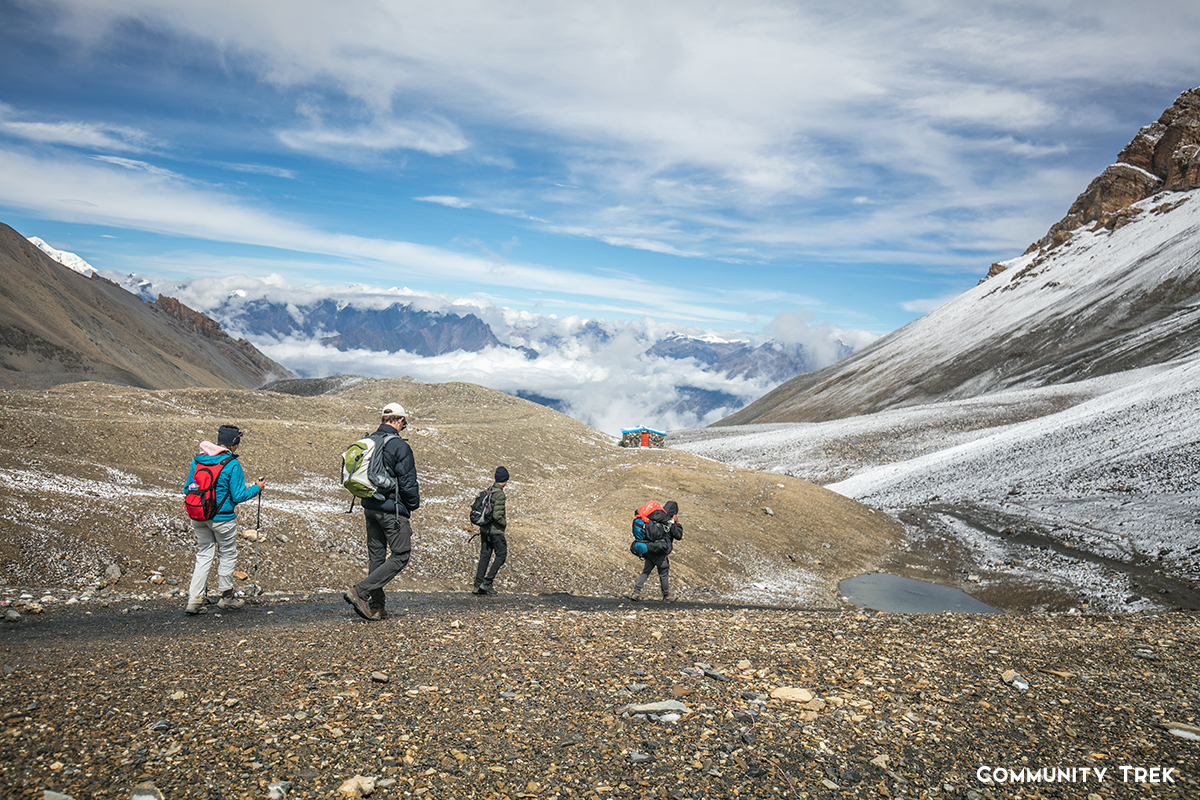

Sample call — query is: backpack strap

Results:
[213,454,236,505]
[362,432,400,517]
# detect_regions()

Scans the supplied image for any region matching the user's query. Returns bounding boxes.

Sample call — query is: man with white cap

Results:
[343,402,421,621]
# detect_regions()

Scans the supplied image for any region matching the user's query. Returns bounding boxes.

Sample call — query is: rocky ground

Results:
[2,591,1199,800]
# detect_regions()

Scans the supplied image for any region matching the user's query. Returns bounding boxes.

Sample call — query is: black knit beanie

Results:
[217,425,242,448]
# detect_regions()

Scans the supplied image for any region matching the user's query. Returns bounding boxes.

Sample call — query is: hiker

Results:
[183,424,265,615]
[343,402,421,621]
[472,467,509,596]
[628,500,684,602]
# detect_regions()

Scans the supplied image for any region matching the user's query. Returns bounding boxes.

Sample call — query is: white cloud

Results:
[255,337,770,435]
[0,102,155,152]
[416,195,472,209]
[900,295,960,314]
[112,271,877,434]
[0,146,751,324]
[217,162,296,179]
[28,0,1200,258]
[9,0,1200,339]
[90,155,185,179]
[764,309,877,364]
[277,116,468,158]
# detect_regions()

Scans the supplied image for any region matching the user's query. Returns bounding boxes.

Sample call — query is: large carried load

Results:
[629,501,671,558]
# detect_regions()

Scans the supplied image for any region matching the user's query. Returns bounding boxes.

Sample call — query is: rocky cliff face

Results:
[1023,87,1200,254]
[152,294,296,385]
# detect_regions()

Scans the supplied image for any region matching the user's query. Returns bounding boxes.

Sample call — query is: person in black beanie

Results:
[628,499,684,602]
[472,466,509,596]
[183,424,264,615]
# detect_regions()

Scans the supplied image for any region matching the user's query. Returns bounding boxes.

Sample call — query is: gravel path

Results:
[3,593,1198,799]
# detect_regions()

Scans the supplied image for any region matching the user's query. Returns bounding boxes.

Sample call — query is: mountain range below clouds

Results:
[102,272,862,432]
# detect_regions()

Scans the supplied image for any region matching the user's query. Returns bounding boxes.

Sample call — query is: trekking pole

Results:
[254,477,264,580]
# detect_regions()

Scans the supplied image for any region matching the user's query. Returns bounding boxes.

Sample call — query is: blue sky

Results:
[1,0,1198,340]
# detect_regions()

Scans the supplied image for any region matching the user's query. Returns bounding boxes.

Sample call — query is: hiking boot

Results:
[472,584,487,596]
[343,586,379,620]
[480,582,497,596]
[184,601,205,616]
[370,606,388,620]
[662,593,676,603]
[626,592,641,602]
[217,590,244,610]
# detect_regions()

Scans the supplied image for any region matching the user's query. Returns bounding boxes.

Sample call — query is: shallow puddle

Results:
[839,572,1000,614]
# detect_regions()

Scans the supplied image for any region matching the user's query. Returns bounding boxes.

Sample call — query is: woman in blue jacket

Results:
[183,425,265,615]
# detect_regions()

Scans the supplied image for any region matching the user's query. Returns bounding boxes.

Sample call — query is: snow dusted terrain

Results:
[26,236,97,276]
[672,186,1200,612]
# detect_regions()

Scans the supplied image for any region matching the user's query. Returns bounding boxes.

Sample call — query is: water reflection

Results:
[839,573,1000,614]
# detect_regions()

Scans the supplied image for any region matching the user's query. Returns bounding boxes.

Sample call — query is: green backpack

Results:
[341,432,397,501]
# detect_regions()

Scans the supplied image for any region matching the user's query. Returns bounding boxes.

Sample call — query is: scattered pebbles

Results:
[1,593,1197,798]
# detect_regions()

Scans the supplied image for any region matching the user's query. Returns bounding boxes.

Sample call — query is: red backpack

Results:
[184,455,236,521]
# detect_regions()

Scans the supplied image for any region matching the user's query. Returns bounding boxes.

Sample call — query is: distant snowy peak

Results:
[659,332,747,346]
[27,237,97,276]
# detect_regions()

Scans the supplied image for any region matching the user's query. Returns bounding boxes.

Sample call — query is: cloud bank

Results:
[116,271,870,433]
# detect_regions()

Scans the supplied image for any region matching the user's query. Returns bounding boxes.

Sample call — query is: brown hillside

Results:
[0,222,293,391]
[0,378,900,604]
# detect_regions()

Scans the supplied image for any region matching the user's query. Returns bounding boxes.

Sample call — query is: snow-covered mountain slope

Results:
[721,87,1200,427]
[718,187,1200,425]
[672,90,1200,612]
[27,236,97,276]
[671,358,1200,612]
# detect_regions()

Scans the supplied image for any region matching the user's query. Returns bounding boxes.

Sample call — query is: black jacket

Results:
[360,424,421,516]
[661,512,684,554]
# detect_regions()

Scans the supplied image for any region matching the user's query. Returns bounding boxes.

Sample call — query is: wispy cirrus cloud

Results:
[277,115,468,159]
[90,155,185,179]
[416,195,472,209]
[215,162,296,179]
[0,145,765,325]
[0,102,156,152]
[6,0,1200,335]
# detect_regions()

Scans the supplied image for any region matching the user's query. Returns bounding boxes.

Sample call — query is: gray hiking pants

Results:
[189,518,238,603]
[356,510,413,609]
[634,554,669,597]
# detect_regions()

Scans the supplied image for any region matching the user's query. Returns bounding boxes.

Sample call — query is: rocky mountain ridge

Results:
[1020,86,1200,257]
[719,88,1200,427]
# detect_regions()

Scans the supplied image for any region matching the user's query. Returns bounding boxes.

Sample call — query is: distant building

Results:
[620,426,666,448]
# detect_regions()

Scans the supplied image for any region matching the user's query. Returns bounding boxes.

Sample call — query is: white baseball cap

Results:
[382,402,408,417]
